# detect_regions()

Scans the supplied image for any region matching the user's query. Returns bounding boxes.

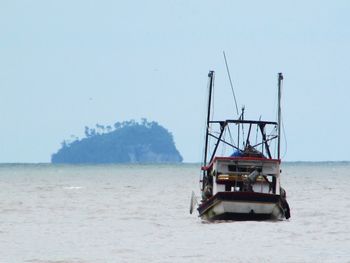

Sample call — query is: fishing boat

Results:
[192,70,290,221]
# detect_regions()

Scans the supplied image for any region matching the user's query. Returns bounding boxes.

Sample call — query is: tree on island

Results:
[51,119,183,164]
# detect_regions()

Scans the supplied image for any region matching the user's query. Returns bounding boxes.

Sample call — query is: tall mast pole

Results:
[204,71,214,167]
[277,72,283,160]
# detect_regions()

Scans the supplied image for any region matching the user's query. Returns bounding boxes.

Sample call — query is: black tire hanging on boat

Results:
[280,187,291,219]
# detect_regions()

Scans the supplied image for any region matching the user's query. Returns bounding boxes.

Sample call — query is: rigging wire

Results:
[264,125,277,157]
[281,115,288,159]
[227,124,236,147]
[223,51,239,116]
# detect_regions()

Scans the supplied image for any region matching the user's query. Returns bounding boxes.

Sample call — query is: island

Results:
[51,119,183,164]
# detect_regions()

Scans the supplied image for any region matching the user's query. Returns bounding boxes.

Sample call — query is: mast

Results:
[204,71,214,167]
[277,73,283,160]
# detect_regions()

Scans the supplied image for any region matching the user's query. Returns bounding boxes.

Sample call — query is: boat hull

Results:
[198,192,284,221]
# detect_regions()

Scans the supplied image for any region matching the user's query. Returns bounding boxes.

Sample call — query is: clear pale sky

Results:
[0,0,349,163]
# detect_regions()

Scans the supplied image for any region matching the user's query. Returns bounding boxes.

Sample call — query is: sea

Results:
[0,163,349,263]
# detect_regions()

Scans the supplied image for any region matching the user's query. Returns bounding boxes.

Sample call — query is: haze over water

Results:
[0,163,349,262]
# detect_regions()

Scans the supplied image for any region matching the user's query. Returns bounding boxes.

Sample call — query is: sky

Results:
[0,0,349,163]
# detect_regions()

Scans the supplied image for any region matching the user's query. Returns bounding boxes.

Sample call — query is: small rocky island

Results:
[51,120,183,164]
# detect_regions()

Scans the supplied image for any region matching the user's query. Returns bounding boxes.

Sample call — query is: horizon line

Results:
[0,160,349,165]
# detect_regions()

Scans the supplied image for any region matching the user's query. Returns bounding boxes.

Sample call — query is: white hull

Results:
[198,192,285,221]
[202,200,283,221]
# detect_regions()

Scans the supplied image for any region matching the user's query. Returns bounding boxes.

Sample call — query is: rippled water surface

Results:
[0,163,349,263]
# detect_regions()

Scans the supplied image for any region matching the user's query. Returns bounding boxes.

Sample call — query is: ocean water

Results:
[0,163,349,263]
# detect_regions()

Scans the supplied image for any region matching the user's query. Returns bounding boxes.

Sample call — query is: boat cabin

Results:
[202,157,280,199]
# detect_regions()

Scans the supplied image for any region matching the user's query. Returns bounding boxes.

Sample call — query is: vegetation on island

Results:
[51,119,183,164]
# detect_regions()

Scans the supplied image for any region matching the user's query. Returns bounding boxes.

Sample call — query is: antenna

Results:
[223,51,239,116]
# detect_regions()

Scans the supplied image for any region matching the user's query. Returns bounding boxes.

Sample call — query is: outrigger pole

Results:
[204,71,215,167]
[277,73,283,160]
